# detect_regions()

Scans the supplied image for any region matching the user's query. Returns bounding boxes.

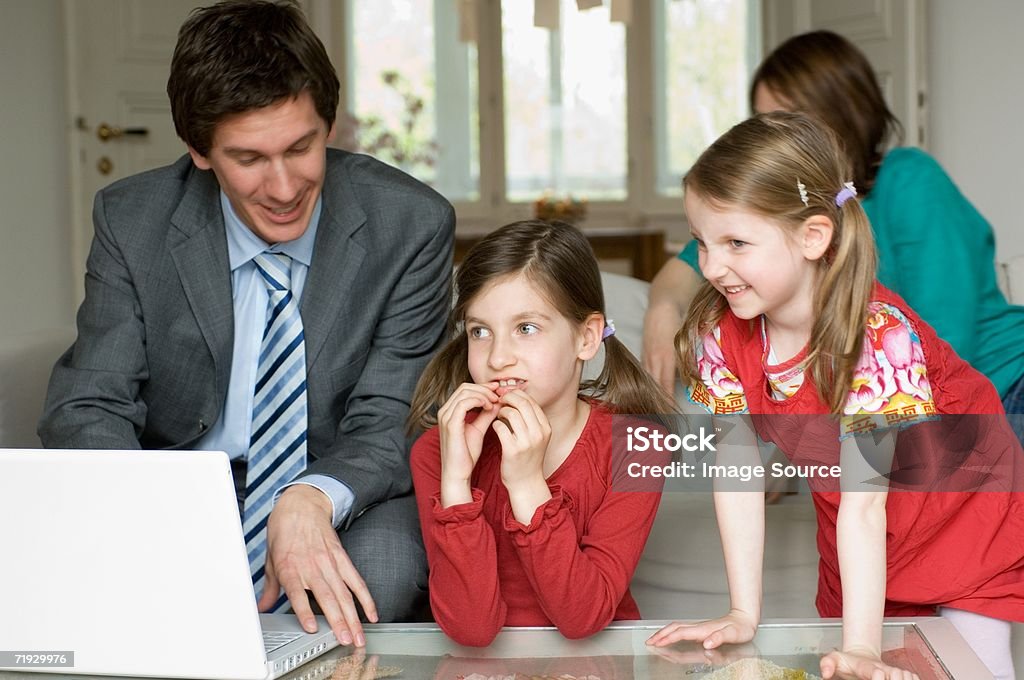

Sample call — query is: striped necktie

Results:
[244,252,308,610]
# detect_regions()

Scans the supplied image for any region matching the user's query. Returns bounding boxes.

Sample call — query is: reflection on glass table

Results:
[278,618,990,680]
[0,619,991,680]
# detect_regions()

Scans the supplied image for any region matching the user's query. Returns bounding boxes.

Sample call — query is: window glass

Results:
[654,0,755,196]
[346,0,479,200]
[502,0,627,201]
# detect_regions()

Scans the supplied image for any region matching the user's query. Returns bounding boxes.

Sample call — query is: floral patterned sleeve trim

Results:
[840,302,939,440]
[687,326,749,415]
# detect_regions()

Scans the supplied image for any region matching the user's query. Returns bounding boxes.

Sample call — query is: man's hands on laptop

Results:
[261,485,378,647]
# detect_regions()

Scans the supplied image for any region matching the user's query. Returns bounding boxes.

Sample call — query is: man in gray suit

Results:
[39,0,453,648]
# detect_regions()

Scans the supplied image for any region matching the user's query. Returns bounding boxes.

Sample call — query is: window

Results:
[653,0,758,197]
[339,0,757,228]
[502,0,627,201]
[344,0,479,201]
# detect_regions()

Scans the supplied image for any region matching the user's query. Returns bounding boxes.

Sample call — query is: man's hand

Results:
[260,485,378,647]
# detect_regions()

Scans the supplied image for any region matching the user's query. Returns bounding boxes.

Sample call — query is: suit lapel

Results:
[302,157,367,370]
[168,168,234,389]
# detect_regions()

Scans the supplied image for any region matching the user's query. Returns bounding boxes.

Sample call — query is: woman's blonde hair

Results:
[676,112,877,415]
[408,220,678,432]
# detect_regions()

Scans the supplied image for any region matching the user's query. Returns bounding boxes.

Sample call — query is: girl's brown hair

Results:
[408,220,678,431]
[676,112,877,415]
[751,30,902,194]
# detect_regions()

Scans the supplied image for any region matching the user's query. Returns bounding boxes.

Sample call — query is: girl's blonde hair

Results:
[408,220,678,432]
[676,112,878,415]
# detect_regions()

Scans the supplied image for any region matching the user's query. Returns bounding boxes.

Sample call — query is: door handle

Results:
[97,123,149,142]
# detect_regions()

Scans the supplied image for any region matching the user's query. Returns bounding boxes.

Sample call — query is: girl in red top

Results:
[407,220,676,647]
[647,113,1024,680]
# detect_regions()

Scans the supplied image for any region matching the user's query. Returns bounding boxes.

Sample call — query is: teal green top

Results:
[678,147,1024,396]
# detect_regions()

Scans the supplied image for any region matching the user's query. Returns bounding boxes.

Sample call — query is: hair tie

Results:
[834,181,857,207]
[602,319,616,341]
[796,180,809,207]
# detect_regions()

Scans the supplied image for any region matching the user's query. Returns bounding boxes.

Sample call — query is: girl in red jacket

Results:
[407,220,676,646]
[647,112,1024,680]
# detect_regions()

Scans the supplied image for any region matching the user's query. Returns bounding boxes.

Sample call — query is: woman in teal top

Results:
[644,30,1024,432]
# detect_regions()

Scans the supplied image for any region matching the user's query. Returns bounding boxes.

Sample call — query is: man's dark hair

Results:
[167,0,340,156]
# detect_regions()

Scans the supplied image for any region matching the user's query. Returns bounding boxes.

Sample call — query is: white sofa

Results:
[0,327,76,448]
[999,254,1024,303]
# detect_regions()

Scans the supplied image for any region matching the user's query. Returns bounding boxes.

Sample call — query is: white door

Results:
[762,0,927,148]
[65,0,204,302]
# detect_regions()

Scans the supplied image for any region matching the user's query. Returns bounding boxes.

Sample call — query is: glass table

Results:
[0,619,990,679]
[279,618,990,680]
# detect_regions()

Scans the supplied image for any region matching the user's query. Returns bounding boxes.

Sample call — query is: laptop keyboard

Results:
[263,630,303,653]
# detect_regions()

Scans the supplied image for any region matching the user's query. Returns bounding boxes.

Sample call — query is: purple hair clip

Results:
[602,319,616,341]
[834,181,858,207]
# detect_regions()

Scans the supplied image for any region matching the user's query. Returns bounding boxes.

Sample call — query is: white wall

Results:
[0,0,75,337]
[928,0,1024,261]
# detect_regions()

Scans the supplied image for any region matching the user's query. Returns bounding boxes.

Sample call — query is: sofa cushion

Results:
[0,327,76,447]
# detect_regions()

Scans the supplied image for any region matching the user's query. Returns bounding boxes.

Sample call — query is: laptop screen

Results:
[0,449,270,679]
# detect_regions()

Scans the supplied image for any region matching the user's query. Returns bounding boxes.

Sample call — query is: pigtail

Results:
[406,335,471,435]
[582,335,678,415]
[807,198,876,414]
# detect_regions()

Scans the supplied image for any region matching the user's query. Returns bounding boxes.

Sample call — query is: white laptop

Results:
[0,449,340,679]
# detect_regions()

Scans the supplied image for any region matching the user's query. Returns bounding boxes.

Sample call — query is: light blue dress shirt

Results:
[195,191,355,527]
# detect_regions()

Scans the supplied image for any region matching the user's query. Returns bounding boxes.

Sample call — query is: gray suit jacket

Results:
[40,149,455,526]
